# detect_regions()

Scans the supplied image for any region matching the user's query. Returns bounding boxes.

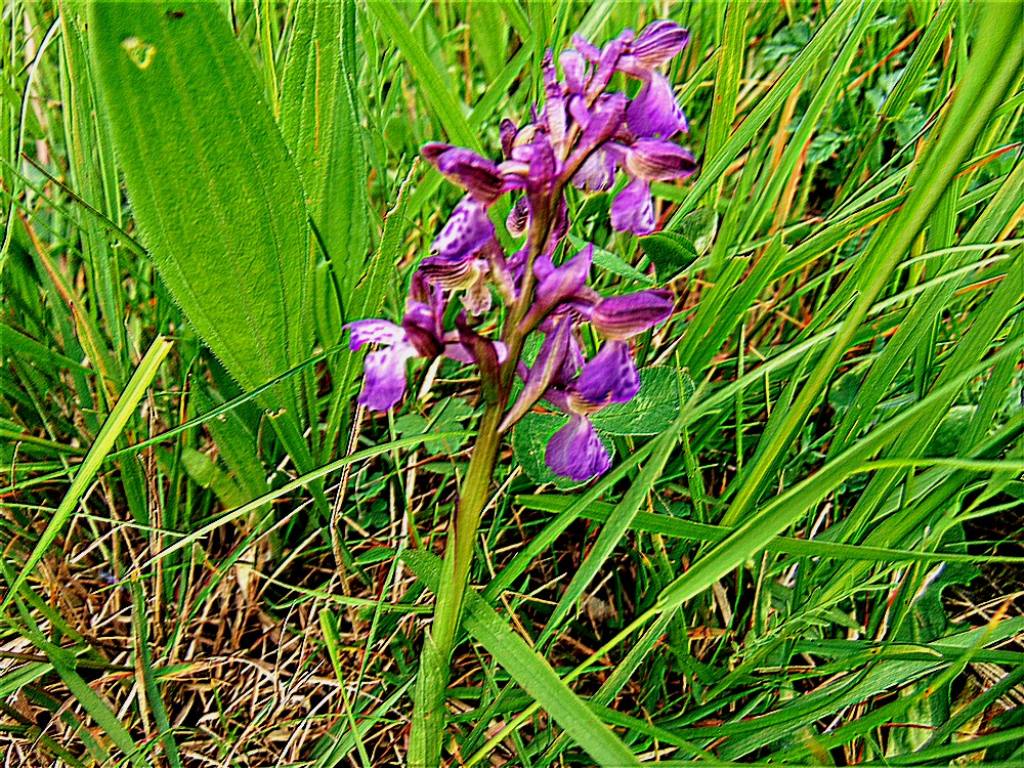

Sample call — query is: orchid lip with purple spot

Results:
[429,196,495,266]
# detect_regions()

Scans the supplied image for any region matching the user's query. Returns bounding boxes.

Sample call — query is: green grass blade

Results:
[365,1,481,152]
[537,428,678,647]
[1,335,173,611]
[668,0,862,224]
[717,1,1021,528]
[403,549,641,767]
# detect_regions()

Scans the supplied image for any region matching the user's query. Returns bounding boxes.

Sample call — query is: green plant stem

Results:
[428,403,506,658]
[409,190,557,766]
[408,402,505,766]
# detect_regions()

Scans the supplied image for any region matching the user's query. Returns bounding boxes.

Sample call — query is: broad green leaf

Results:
[638,231,698,282]
[569,234,655,286]
[88,3,313,410]
[591,367,682,435]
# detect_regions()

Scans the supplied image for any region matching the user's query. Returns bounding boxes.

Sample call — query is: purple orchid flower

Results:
[348,19,694,482]
[500,287,674,481]
[347,278,497,410]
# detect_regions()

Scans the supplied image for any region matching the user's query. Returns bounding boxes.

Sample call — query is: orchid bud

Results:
[624,138,697,181]
[590,289,674,338]
[500,118,518,158]
[422,144,505,204]
[506,197,529,237]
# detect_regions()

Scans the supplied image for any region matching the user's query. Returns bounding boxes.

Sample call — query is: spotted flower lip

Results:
[428,195,495,264]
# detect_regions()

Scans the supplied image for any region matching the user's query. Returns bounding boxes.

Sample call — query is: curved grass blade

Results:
[0,336,173,612]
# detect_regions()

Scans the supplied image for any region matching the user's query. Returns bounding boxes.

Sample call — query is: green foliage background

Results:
[1,1,1021,765]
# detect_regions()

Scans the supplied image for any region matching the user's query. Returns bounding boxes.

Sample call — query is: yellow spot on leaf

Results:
[121,36,157,69]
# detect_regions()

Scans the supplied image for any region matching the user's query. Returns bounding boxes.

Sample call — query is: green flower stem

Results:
[409,195,557,766]
[408,401,505,767]
[428,403,505,657]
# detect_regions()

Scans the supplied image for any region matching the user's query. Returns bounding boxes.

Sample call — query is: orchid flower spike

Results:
[348,19,694,480]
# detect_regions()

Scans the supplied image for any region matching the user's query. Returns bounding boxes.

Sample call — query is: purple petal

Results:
[506,196,529,237]
[572,34,602,63]
[526,136,558,195]
[624,138,697,182]
[422,144,505,203]
[543,52,568,146]
[591,289,674,339]
[545,414,611,481]
[431,195,495,262]
[572,148,617,192]
[443,339,508,365]
[626,72,688,138]
[565,93,628,179]
[525,244,593,326]
[631,21,690,69]
[589,35,628,98]
[574,340,640,405]
[347,319,406,351]
[359,342,417,411]
[560,49,587,93]
[611,178,656,235]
